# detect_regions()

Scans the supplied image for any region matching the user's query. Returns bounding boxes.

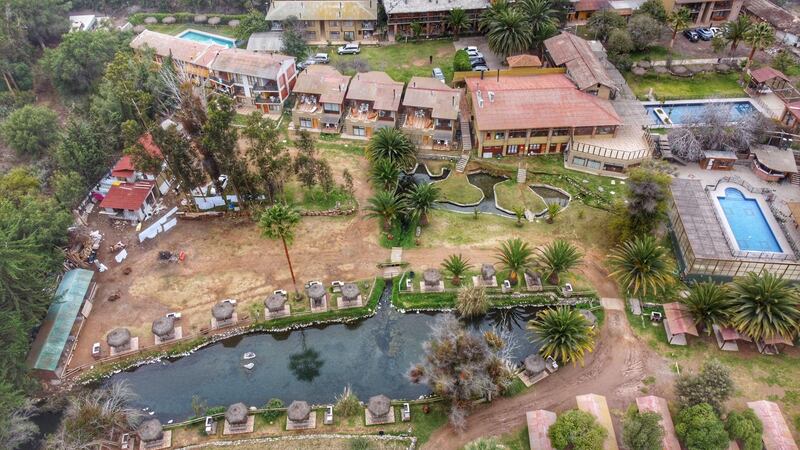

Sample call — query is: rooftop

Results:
[575,394,618,450]
[246,32,284,53]
[346,71,404,111]
[111,156,136,179]
[663,302,699,337]
[385,0,490,14]
[750,66,790,84]
[525,410,556,450]
[266,0,378,21]
[403,76,461,120]
[506,54,542,68]
[747,400,799,450]
[130,30,225,67]
[752,144,798,173]
[635,396,681,450]
[544,32,616,91]
[670,178,733,260]
[210,48,294,80]
[293,65,351,104]
[744,0,800,35]
[465,74,621,131]
[100,181,155,211]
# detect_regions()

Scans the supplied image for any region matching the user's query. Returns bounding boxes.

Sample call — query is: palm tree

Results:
[728,271,800,342]
[456,285,489,318]
[680,282,731,334]
[517,0,559,50]
[479,0,511,30]
[365,190,406,231]
[405,182,440,225]
[528,307,596,366]
[607,235,674,298]
[448,8,470,40]
[546,203,561,224]
[482,8,534,58]
[442,253,473,286]
[536,240,582,285]
[723,15,752,55]
[366,128,416,169]
[513,206,525,227]
[495,238,534,285]
[743,21,775,70]
[370,158,400,192]
[666,8,692,49]
[259,203,302,291]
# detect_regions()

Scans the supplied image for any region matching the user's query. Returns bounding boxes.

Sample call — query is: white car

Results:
[463,46,479,53]
[337,43,360,54]
[709,26,722,37]
[166,312,182,320]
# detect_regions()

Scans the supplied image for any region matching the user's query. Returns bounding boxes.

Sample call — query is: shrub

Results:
[335,385,361,417]
[454,49,472,72]
[129,12,247,25]
[548,409,607,449]
[726,410,763,450]
[622,407,664,450]
[675,403,729,450]
[262,398,285,422]
[1,105,60,157]
[607,28,634,55]
[675,359,734,413]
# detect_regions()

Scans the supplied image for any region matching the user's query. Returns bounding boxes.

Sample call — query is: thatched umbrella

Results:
[144,17,158,25]
[481,264,496,281]
[287,400,311,422]
[208,16,221,25]
[225,402,248,425]
[162,16,176,24]
[151,316,175,337]
[137,418,163,442]
[194,14,208,23]
[341,283,360,302]
[228,19,240,27]
[368,395,391,417]
[265,293,287,312]
[579,309,598,327]
[212,301,234,321]
[308,284,326,301]
[524,354,546,375]
[106,328,131,348]
[423,268,441,286]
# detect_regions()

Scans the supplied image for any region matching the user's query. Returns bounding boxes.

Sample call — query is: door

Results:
[312,118,320,129]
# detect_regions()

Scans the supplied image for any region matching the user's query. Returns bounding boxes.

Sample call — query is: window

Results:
[552,128,570,136]
[507,144,519,154]
[435,118,450,129]
[574,127,594,136]
[603,163,624,173]
[527,144,543,154]
[530,128,549,137]
[494,131,505,140]
[330,31,340,40]
[549,143,559,153]
[323,103,340,113]
[329,20,340,27]
[344,31,355,41]
[268,104,281,113]
[300,118,312,128]
[353,126,366,136]
[596,125,615,135]
[509,130,527,139]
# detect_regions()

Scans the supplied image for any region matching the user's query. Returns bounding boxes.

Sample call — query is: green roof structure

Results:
[26,269,94,377]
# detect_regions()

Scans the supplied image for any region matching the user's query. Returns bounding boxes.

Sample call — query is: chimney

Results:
[412,81,416,87]
[488,91,494,103]
[477,90,484,108]
[496,69,500,82]
[393,88,396,98]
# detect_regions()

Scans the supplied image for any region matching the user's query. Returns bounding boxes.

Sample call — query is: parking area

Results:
[454,36,504,69]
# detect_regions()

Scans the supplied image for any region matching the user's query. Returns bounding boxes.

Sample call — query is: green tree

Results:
[548,409,607,450]
[608,235,673,298]
[680,282,731,334]
[202,95,245,207]
[622,408,664,450]
[259,203,302,291]
[481,7,534,58]
[728,271,800,342]
[771,50,795,74]
[243,112,290,202]
[636,0,667,22]
[675,403,729,450]
[0,382,37,450]
[675,359,734,413]
[365,190,406,231]
[441,254,472,286]
[726,409,763,450]
[453,49,473,72]
[711,35,728,54]
[370,158,400,191]
[0,105,59,157]
[744,21,775,70]
[366,128,416,168]
[410,21,424,39]
[404,182,440,225]
[55,119,115,188]
[587,8,625,42]
[235,10,270,41]
[151,124,205,196]
[495,238,534,285]
[627,13,661,51]
[517,0,559,49]
[447,8,470,39]
[281,19,309,60]
[4,0,70,47]
[528,307,595,366]
[41,30,128,96]
[52,170,87,209]
[546,202,561,224]
[666,8,692,48]
[723,15,752,54]
[536,240,582,285]
[456,285,489,318]
[607,28,634,56]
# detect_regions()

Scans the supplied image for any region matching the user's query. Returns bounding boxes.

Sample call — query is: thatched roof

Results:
[579,309,597,326]
[481,264,496,280]
[524,354,546,374]
[308,283,326,300]
[208,16,221,25]
[423,268,441,285]
[287,400,311,422]
[225,402,248,424]
[151,316,175,336]
[341,283,360,301]
[137,418,163,442]
[212,301,234,320]
[106,328,131,347]
[368,394,391,416]
[265,293,287,312]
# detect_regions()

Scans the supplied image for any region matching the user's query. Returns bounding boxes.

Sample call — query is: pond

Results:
[433,172,514,218]
[531,185,571,208]
[104,286,542,421]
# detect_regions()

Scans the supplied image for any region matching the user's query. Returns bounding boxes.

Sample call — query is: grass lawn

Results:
[630,45,682,62]
[435,173,484,205]
[494,180,547,213]
[499,426,532,450]
[624,71,745,100]
[320,40,456,83]
[143,23,237,38]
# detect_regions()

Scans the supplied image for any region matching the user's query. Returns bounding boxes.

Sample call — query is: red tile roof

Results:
[111,156,136,179]
[747,400,799,450]
[137,133,164,159]
[636,396,681,450]
[575,0,610,11]
[100,181,155,211]
[750,66,790,83]
[663,302,699,337]
[465,74,621,131]
[506,54,542,68]
[526,410,556,450]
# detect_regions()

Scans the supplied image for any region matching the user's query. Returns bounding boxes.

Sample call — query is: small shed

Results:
[288,400,311,423]
[576,393,619,450]
[226,402,248,425]
[662,302,698,346]
[212,301,236,329]
[137,418,164,443]
[99,181,157,222]
[524,354,547,376]
[712,325,752,351]
[747,400,799,450]
[750,144,798,182]
[526,410,556,450]
[308,283,327,306]
[636,396,681,450]
[265,293,287,313]
[699,150,737,171]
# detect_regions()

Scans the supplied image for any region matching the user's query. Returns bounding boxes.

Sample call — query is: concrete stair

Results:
[792,172,800,187]
[455,153,470,173]
[459,113,472,152]
[517,165,527,183]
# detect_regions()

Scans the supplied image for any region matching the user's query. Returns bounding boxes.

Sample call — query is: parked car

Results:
[337,43,360,54]
[696,28,714,40]
[470,57,487,67]
[472,64,489,72]
[463,46,479,53]
[709,26,722,37]
[683,29,700,42]
[466,49,483,58]
[313,53,330,63]
[432,67,445,82]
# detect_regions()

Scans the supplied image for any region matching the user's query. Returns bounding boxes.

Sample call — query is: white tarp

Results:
[194,195,239,210]
[137,207,179,242]
[114,249,128,263]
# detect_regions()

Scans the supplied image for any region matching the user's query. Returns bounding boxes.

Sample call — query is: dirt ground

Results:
[191,438,411,449]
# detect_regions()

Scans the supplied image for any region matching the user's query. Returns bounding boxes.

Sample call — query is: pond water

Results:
[409,163,449,184]
[104,286,541,421]
[433,172,514,218]
[531,186,571,207]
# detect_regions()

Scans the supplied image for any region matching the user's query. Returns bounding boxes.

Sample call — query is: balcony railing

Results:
[252,82,279,92]
[362,21,375,30]
[209,76,234,86]
[255,94,282,104]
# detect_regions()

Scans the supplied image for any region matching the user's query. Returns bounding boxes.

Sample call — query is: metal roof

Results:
[385,0,490,14]
[663,302,699,337]
[747,400,799,450]
[752,144,798,173]
[210,48,294,80]
[544,33,616,91]
[670,178,732,260]
[526,410,556,450]
[100,181,155,211]
[576,394,619,450]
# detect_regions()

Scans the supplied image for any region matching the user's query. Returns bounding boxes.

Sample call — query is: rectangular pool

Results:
[645,100,756,125]
[717,187,782,252]
[176,29,236,48]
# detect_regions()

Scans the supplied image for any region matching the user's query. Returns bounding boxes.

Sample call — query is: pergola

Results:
[748,67,800,103]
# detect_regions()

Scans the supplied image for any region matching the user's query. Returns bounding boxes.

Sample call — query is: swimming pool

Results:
[176,29,237,48]
[644,101,756,125]
[717,188,782,252]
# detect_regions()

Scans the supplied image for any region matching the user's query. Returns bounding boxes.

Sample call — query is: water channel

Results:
[105,286,542,421]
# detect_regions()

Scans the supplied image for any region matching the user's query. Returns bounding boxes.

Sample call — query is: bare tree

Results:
[0,400,38,450]
[668,127,703,161]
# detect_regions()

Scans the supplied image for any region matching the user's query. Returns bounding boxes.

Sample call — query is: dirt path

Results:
[422,295,675,450]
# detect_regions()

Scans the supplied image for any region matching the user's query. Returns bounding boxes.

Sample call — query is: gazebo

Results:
[421,268,443,292]
[338,283,362,309]
[211,301,235,329]
[524,354,547,376]
[223,402,253,434]
[750,144,798,182]
[106,327,138,355]
[308,283,327,310]
[137,418,164,443]
[286,400,316,430]
[264,293,289,318]
[151,316,175,341]
[579,309,598,328]
[366,394,395,425]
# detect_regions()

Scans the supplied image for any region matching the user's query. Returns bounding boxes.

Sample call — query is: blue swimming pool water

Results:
[645,101,756,125]
[177,30,236,48]
[717,188,782,252]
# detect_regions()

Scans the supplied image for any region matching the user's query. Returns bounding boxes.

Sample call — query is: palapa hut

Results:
[137,418,164,443]
[422,268,443,292]
[524,354,547,376]
[286,400,316,430]
[151,316,175,340]
[107,327,132,351]
[342,283,360,303]
[223,402,253,434]
[264,293,289,318]
[476,263,497,287]
[308,283,327,308]
[211,301,235,328]
[579,309,598,328]
[366,394,395,425]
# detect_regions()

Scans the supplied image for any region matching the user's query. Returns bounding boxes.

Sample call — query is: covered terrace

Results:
[662,302,699,346]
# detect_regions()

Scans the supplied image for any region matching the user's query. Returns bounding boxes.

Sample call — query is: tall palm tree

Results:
[723,15,752,55]
[680,282,731,334]
[666,8,692,49]
[728,271,800,342]
[442,253,473,286]
[743,21,775,70]
[405,182,440,225]
[607,235,673,298]
[366,128,416,169]
[495,238,534,285]
[259,203,302,291]
[479,0,511,30]
[482,8,534,58]
[536,240,582,285]
[517,0,559,50]
[370,158,400,192]
[528,307,596,366]
[448,8,470,40]
[365,190,406,231]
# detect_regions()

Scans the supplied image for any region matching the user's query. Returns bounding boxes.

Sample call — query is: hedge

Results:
[129,13,247,25]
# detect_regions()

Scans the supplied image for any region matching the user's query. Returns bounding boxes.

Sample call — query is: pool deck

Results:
[641,98,757,128]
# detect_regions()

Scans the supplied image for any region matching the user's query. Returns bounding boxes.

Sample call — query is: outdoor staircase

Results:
[459,113,472,153]
[455,152,470,173]
[517,164,527,183]
[792,172,800,187]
